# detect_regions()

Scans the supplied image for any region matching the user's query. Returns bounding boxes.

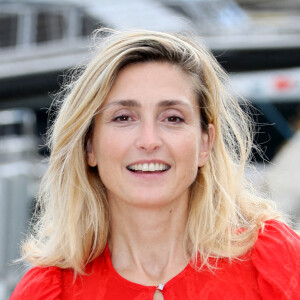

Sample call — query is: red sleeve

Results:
[251,220,300,300]
[10,266,62,300]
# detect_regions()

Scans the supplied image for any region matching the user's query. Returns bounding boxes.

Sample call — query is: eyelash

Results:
[111,113,185,124]
[165,116,184,123]
[113,115,133,122]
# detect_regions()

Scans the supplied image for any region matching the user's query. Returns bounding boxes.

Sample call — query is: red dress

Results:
[10,220,300,299]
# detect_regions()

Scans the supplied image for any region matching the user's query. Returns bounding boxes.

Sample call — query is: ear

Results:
[198,124,215,168]
[86,139,97,167]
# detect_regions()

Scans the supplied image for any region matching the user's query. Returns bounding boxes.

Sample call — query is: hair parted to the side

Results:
[21,28,282,273]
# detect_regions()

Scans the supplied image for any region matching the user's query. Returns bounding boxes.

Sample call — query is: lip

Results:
[127,159,170,167]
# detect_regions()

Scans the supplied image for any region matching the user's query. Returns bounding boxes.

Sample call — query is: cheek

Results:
[96,128,124,156]
[176,131,200,158]
[95,129,130,172]
[96,138,119,190]
[171,132,200,175]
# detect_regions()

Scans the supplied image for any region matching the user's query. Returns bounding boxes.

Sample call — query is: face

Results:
[88,62,213,208]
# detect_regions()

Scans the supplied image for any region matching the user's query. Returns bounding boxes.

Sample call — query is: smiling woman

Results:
[86,62,211,209]
[11,29,300,299]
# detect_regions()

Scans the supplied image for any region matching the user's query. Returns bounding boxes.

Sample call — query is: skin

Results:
[88,62,214,297]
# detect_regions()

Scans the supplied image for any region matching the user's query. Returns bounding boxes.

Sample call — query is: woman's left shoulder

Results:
[251,219,300,299]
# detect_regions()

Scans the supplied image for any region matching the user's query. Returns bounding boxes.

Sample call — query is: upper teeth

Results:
[128,163,169,172]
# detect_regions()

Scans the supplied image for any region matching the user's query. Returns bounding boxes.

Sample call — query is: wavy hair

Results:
[22,29,281,273]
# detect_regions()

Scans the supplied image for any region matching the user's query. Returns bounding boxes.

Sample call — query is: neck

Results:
[108,195,189,285]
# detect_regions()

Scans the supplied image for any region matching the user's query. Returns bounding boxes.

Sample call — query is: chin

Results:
[128,193,179,209]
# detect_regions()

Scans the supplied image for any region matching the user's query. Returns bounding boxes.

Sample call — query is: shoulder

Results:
[252,219,300,262]
[10,266,63,300]
[251,219,300,299]
[10,253,108,300]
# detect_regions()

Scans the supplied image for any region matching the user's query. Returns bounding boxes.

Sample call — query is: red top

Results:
[10,220,300,300]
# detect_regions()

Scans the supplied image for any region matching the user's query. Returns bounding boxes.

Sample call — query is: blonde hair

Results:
[22,29,281,273]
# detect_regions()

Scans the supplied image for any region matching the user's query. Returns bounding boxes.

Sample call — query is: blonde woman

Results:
[11,29,300,300]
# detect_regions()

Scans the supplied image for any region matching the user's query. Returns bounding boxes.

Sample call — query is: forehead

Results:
[103,61,198,109]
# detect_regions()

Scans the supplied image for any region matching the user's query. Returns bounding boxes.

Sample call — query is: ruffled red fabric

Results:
[10,267,62,300]
[252,220,300,299]
[10,220,300,299]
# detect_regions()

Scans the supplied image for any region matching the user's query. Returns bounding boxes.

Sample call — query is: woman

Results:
[11,29,300,299]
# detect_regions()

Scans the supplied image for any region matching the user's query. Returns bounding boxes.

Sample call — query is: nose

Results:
[135,120,162,153]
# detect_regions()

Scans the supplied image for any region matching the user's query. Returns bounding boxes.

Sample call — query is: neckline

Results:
[104,244,193,292]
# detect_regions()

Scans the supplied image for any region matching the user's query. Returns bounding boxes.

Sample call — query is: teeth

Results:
[128,163,170,172]
[149,163,155,171]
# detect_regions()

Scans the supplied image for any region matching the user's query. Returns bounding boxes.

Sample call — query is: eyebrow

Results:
[102,99,193,110]
[107,99,141,108]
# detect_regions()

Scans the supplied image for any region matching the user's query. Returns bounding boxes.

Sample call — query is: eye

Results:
[165,116,184,123]
[113,115,132,122]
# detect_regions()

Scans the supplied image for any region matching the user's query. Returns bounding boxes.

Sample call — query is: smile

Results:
[126,162,170,172]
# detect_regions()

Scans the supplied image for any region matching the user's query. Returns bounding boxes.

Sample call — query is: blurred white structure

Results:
[0,109,46,299]
[0,0,193,79]
[265,131,300,229]
[2,0,300,79]
[231,67,300,225]
[231,67,300,103]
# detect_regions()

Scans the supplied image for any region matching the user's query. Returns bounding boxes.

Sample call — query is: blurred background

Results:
[0,0,300,298]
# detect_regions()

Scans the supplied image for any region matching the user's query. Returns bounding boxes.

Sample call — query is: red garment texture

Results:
[11,220,300,300]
